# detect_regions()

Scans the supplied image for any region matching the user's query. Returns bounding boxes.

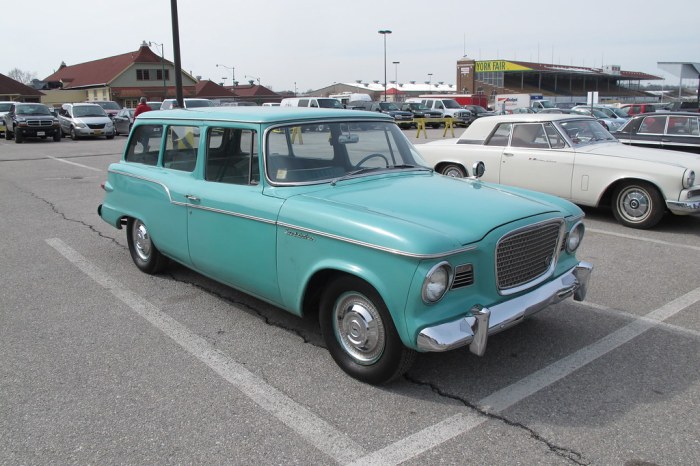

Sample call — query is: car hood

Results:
[579,141,700,167]
[73,116,112,124]
[276,172,574,256]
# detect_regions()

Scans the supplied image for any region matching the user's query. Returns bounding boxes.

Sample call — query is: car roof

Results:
[136,106,392,124]
[462,113,595,139]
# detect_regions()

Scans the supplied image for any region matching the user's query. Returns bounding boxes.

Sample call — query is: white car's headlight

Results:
[566,221,585,253]
[683,169,695,189]
[75,121,87,128]
[422,262,453,304]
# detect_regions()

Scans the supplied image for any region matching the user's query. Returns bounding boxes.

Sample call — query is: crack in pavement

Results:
[404,374,589,465]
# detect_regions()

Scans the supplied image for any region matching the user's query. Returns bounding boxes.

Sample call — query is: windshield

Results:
[317,99,343,109]
[16,104,51,116]
[266,121,429,184]
[73,105,108,117]
[379,102,400,111]
[611,107,629,118]
[95,101,120,110]
[558,119,617,145]
[443,100,462,109]
[185,99,214,108]
[539,100,556,109]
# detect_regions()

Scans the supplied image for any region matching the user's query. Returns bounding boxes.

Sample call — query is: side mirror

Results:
[471,161,485,179]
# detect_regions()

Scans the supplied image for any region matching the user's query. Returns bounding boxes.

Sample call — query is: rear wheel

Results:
[611,181,665,229]
[319,276,415,384]
[126,218,167,274]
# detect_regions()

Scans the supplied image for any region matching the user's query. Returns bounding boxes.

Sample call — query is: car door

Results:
[662,115,700,153]
[498,122,574,199]
[185,126,284,304]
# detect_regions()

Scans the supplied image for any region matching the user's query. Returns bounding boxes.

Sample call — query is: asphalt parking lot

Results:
[1,131,699,465]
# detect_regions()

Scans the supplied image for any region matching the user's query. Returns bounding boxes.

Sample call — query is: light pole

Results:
[392,61,400,84]
[378,30,392,101]
[428,73,433,84]
[216,64,235,88]
[148,41,167,100]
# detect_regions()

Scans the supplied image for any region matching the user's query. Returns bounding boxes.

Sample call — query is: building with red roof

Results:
[43,42,198,108]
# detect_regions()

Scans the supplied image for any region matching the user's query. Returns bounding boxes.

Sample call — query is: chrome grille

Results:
[452,264,474,289]
[496,221,562,291]
[27,120,53,127]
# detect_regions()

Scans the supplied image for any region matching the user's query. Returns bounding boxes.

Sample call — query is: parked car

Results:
[89,100,122,118]
[160,98,214,110]
[539,108,574,114]
[98,107,592,384]
[0,101,14,137]
[58,103,115,140]
[417,114,700,229]
[349,101,414,128]
[400,102,443,128]
[613,112,700,154]
[113,108,135,135]
[463,104,497,121]
[406,98,472,127]
[618,103,659,116]
[3,102,62,143]
[570,107,626,132]
[146,101,162,111]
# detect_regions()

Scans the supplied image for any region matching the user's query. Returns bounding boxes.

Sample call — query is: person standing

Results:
[133,97,152,118]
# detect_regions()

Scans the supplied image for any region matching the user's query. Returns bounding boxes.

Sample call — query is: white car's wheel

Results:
[612,181,665,229]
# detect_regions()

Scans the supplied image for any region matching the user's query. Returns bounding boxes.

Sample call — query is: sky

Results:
[5,0,699,93]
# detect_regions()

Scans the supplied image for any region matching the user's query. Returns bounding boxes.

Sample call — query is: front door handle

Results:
[185,194,200,202]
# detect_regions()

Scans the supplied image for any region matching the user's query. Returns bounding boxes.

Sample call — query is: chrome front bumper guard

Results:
[666,199,700,216]
[416,262,593,355]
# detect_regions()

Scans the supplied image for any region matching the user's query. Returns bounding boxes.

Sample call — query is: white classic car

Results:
[417,114,700,229]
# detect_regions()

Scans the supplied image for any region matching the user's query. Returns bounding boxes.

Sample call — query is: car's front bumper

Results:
[74,127,114,137]
[416,262,593,354]
[666,198,700,216]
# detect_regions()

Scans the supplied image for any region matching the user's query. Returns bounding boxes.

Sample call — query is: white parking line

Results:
[45,238,366,464]
[47,156,102,172]
[587,227,700,252]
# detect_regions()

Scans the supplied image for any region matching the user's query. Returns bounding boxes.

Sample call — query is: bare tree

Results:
[7,68,37,84]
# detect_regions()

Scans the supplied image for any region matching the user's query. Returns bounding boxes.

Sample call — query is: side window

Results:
[667,116,691,135]
[205,127,259,185]
[689,117,700,136]
[639,116,666,134]
[310,99,318,108]
[163,125,200,172]
[485,123,512,146]
[125,125,163,165]
[299,99,309,107]
[544,122,566,149]
[511,124,549,148]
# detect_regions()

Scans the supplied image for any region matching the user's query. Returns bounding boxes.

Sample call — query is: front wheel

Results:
[126,218,167,274]
[320,276,415,384]
[611,181,665,229]
[440,163,466,178]
[70,127,79,140]
[14,130,23,143]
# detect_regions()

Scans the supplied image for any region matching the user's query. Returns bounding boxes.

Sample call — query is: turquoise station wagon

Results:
[98,107,592,384]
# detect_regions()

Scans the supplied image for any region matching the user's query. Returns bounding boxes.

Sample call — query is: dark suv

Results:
[400,102,443,128]
[3,102,61,143]
[350,101,414,128]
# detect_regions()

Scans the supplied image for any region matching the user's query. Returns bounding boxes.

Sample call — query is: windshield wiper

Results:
[330,167,383,185]
[388,164,432,172]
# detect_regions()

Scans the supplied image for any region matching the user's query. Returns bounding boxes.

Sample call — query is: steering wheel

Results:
[356,153,389,167]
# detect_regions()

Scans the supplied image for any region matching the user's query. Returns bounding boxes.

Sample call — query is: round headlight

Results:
[422,262,453,304]
[683,169,695,189]
[566,221,585,253]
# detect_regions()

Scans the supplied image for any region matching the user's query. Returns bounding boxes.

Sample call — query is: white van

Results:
[280,97,343,109]
[406,97,472,126]
[329,93,372,107]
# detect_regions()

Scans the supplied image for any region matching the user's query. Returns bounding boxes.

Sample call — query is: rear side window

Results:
[205,128,259,185]
[125,125,163,165]
[485,123,512,146]
[639,116,666,134]
[667,116,700,136]
[163,125,200,172]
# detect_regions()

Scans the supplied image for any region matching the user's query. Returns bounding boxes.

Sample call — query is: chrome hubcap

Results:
[620,188,650,221]
[133,221,152,261]
[333,292,385,365]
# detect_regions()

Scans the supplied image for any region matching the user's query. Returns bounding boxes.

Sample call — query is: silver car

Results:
[59,103,115,140]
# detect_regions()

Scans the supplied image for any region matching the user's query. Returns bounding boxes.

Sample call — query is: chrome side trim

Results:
[108,168,478,259]
[416,261,593,353]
